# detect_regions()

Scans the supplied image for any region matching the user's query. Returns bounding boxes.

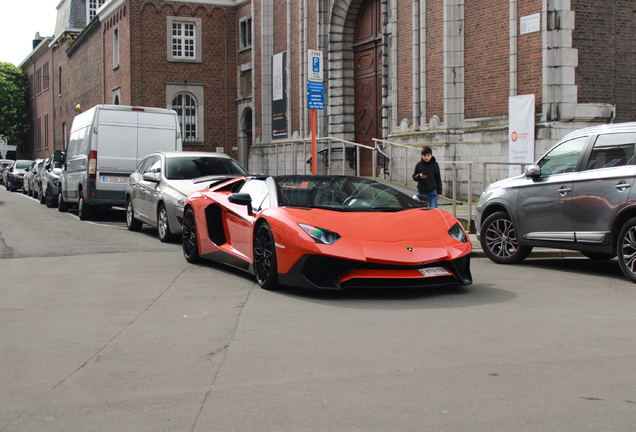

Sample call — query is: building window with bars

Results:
[172,93,198,142]
[167,17,202,63]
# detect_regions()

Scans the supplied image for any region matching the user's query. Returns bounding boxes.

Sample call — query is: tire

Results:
[126,198,142,231]
[617,217,636,283]
[78,192,92,220]
[581,251,615,260]
[253,222,279,290]
[157,204,176,242]
[480,211,533,264]
[45,188,57,208]
[182,207,200,263]
[58,191,69,212]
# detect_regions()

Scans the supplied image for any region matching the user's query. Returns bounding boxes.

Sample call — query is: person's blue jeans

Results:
[419,190,438,208]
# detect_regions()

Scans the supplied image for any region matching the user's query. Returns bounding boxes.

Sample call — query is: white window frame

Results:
[167,17,202,63]
[87,0,106,23]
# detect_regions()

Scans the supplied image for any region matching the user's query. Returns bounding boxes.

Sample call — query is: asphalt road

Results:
[1,187,635,431]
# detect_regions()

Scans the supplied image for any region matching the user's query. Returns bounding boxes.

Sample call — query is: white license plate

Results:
[101,176,128,183]
[418,267,451,277]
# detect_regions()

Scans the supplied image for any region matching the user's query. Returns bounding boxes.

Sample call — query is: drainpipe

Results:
[509,0,518,96]
[51,45,56,152]
[287,0,292,139]
[419,0,426,127]
[412,0,420,130]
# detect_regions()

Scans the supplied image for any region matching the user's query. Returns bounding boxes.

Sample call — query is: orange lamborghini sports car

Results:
[182,175,472,290]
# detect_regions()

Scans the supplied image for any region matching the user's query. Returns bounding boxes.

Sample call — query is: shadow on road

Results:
[521,257,625,281]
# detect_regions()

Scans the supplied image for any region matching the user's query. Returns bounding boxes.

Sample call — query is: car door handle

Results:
[615,182,631,191]
[558,185,572,196]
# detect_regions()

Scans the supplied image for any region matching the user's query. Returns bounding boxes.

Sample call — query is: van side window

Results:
[586,133,636,170]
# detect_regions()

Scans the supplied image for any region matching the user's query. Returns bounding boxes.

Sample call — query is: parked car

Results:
[23,159,44,197]
[476,122,636,282]
[125,151,248,242]
[5,160,34,192]
[38,154,64,207]
[182,175,473,290]
[58,105,183,220]
[0,160,14,185]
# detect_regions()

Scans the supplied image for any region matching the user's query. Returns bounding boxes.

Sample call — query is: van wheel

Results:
[58,192,69,212]
[157,204,176,242]
[618,217,636,283]
[45,188,57,208]
[182,207,200,263]
[78,193,92,220]
[126,198,142,231]
[480,211,532,264]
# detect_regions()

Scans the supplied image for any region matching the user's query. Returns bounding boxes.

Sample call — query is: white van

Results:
[57,105,183,220]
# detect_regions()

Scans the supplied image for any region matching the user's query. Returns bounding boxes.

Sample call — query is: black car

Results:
[5,160,34,192]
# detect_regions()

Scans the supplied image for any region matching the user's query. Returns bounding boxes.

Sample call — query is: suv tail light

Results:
[88,150,97,180]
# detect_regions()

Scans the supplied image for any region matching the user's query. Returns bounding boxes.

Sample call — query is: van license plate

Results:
[102,176,128,183]
[418,267,451,277]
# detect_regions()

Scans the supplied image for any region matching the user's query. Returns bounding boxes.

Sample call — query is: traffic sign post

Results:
[307,50,324,175]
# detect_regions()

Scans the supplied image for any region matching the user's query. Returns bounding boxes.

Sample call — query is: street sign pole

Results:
[308,50,323,175]
[311,108,317,174]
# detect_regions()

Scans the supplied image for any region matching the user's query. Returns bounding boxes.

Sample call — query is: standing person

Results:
[412,146,442,208]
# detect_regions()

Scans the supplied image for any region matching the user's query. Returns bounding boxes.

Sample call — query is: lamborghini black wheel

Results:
[254,222,278,290]
[182,207,200,263]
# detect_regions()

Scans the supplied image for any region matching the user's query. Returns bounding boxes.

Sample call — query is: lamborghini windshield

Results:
[275,176,424,211]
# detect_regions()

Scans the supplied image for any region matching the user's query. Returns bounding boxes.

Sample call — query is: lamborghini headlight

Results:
[448,222,468,243]
[299,223,341,245]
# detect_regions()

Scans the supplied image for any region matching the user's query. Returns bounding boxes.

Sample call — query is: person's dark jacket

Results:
[412,156,442,194]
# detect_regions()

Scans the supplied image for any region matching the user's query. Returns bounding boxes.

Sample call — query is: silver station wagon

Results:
[476,122,636,282]
[125,151,247,242]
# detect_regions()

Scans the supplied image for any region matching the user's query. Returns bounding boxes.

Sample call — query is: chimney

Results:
[33,32,42,49]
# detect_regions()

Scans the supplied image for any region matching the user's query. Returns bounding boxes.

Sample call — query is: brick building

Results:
[19,35,55,161]
[18,0,635,195]
[20,0,241,163]
[246,0,634,196]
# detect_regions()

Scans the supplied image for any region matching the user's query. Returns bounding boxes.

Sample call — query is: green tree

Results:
[0,62,29,145]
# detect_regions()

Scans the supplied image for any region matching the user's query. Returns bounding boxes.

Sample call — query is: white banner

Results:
[273,53,284,101]
[508,94,535,177]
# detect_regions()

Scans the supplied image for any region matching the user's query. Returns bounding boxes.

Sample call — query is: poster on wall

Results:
[272,52,288,138]
[508,94,535,177]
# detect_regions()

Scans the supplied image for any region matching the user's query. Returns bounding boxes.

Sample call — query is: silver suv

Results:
[476,122,636,282]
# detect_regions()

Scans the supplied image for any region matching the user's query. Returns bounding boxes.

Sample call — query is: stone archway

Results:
[328,0,385,176]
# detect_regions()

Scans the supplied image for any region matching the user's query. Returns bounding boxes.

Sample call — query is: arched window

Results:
[172,93,197,142]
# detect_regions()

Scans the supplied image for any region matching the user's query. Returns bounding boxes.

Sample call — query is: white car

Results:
[125,151,248,242]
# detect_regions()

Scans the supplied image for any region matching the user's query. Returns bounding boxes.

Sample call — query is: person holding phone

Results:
[412,146,442,208]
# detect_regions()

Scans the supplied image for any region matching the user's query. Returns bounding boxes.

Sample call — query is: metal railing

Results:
[261,136,529,232]
[270,137,377,177]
